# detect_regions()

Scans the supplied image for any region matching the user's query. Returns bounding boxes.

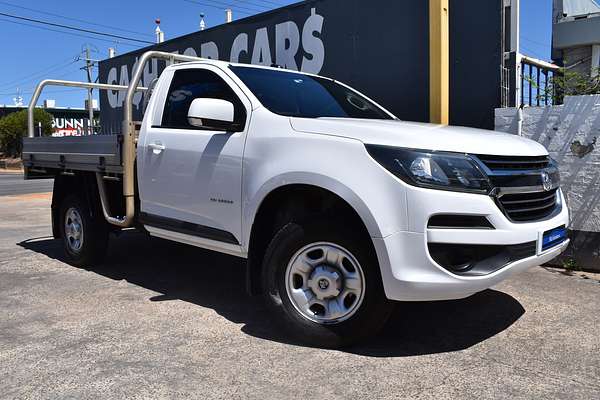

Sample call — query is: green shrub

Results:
[562,257,579,272]
[552,67,600,97]
[527,66,600,105]
[0,109,53,157]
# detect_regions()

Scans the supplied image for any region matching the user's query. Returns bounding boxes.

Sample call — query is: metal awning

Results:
[562,0,600,18]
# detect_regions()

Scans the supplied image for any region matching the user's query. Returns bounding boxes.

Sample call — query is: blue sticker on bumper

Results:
[542,226,567,251]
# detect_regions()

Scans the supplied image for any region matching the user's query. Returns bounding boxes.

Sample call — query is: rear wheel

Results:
[59,194,108,267]
[262,218,394,348]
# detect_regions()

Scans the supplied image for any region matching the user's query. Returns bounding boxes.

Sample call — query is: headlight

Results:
[366,144,491,193]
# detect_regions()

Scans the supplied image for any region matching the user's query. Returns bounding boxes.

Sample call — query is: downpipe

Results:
[516,104,524,136]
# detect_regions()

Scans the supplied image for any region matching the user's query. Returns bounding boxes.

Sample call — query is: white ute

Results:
[22,51,569,347]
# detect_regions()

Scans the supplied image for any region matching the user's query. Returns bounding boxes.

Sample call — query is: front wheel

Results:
[262,218,394,348]
[59,194,109,267]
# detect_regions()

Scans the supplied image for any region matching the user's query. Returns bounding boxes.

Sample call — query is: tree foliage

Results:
[528,67,600,105]
[551,67,600,97]
[0,109,54,157]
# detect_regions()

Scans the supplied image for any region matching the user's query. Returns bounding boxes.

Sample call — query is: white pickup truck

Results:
[23,51,569,347]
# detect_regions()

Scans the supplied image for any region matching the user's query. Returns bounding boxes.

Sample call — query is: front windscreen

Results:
[230,66,394,120]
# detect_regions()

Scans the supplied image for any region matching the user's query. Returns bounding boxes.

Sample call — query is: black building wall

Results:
[98,0,503,131]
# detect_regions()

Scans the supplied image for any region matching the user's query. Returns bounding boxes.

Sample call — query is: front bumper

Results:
[373,187,570,302]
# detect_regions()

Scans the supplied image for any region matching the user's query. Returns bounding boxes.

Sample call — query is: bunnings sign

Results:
[0,106,98,136]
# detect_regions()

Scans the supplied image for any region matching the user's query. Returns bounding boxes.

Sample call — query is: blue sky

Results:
[0,0,552,108]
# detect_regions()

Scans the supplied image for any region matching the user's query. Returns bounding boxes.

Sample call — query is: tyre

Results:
[59,194,109,267]
[262,218,394,348]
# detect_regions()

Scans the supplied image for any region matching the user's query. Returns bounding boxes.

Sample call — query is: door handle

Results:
[148,141,166,154]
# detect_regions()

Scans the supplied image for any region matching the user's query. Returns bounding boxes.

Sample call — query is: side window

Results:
[161,68,246,129]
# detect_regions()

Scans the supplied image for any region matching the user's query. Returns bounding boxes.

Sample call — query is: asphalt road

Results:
[0,172,53,196]
[1,193,599,399]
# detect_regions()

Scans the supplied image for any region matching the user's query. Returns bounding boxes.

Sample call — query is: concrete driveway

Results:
[1,193,599,399]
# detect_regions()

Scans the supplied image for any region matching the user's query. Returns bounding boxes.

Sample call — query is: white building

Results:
[552,0,600,75]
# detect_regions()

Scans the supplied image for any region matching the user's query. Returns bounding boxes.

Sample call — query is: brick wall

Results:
[563,46,593,75]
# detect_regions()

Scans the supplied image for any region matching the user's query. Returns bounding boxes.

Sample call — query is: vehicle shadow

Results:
[18,232,525,357]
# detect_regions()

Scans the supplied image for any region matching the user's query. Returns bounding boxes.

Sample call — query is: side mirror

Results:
[187,98,236,131]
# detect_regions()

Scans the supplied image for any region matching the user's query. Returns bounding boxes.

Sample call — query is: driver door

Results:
[138,65,250,247]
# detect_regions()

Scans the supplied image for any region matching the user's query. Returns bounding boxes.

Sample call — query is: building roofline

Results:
[102,0,314,64]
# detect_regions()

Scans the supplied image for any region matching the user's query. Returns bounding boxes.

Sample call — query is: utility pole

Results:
[85,46,94,134]
[79,45,98,135]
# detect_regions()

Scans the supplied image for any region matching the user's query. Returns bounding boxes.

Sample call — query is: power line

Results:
[0,65,87,96]
[0,17,143,48]
[230,1,270,10]
[0,88,84,96]
[201,0,268,13]
[238,0,288,7]
[522,36,551,49]
[184,0,293,18]
[0,73,88,96]
[520,44,549,61]
[0,66,92,96]
[182,0,251,16]
[0,55,78,89]
[183,0,262,15]
[234,0,303,12]
[0,12,154,44]
[0,0,154,38]
[0,62,79,92]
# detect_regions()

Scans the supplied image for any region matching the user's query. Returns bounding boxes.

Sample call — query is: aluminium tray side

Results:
[22,135,123,174]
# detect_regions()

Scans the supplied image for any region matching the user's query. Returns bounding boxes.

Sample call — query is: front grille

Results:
[498,188,559,222]
[477,155,550,171]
